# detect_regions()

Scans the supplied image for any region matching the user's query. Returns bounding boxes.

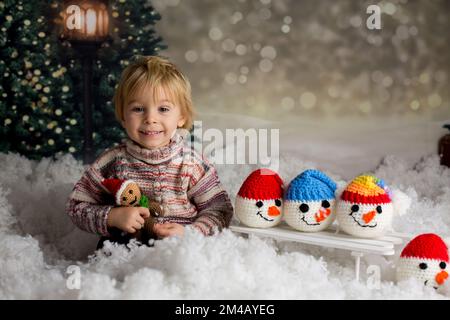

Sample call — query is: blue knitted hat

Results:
[285,169,337,202]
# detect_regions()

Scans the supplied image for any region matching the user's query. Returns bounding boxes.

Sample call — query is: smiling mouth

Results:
[424,280,439,290]
[256,211,274,222]
[301,215,320,226]
[349,212,377,228]
[139,130,163,136]
[129,196,137,206]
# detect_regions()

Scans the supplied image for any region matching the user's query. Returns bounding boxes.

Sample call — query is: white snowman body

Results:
[235,196,282,228]
[396,257,448,288]
[283,169,337,232]
[395,233,449,288]
[284,199,336,232]
[336,201,393,238]
[235,168,284,229]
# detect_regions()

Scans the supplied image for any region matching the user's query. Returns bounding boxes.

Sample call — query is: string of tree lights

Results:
[0,0,166,161]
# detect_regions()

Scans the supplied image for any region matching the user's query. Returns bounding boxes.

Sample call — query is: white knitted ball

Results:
[284,199,336,232]
[235,195,283,228]
[396,233,449,288]
[396,257,448,288]
[336,201,393,238]
[283,169,337,232]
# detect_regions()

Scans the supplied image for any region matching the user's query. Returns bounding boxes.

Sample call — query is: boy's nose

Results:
[144,111,158,123]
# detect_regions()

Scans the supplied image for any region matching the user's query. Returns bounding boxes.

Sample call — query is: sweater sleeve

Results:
[65,151,117,237]
[187,157,234,236]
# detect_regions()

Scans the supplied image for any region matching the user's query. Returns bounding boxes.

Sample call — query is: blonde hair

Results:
[114,56,194,130]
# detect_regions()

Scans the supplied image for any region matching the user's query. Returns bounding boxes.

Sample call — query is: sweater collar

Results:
[125,129,189,164]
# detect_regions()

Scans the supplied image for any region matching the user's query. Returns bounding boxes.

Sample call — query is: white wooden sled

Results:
[230,222,413,281]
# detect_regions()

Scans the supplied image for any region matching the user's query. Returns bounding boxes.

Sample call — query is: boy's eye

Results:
[158,106,170,113]
[132,106,144,112]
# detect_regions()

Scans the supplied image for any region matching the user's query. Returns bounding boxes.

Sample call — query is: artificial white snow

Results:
[0,116,449,300]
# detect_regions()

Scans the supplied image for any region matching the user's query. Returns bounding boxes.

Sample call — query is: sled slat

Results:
[230,223,407,256]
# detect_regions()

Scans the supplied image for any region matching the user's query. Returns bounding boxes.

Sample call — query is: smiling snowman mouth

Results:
[424,280,439,290]
[139,130,163,136]
[256,211,274,222]
[349,212,377,228]
[301,215,320,226]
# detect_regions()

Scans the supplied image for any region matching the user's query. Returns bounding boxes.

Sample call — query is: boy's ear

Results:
[177,116,186,128]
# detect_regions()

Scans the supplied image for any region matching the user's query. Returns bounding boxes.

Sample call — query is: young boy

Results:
[66,56,233,247]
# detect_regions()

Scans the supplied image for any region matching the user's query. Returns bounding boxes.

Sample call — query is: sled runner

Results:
[230,222,413,281]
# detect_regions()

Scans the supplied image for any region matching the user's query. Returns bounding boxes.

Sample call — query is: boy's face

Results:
[121,85,186,150]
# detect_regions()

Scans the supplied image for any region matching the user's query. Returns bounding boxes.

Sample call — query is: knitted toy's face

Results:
[284,199,336,232]
[235,196,283,228]
[119,183,142,206]
[396,257,449,289]
[336,201,393,238]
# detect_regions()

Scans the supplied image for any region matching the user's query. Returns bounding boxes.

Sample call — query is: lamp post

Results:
[60,0,110,164]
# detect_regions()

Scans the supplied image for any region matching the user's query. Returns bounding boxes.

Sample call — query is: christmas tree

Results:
[0,0,167,160]
[0,0,81,160]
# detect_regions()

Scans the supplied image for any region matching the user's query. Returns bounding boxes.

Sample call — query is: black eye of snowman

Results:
[299,203,309,213]
[322,200,330,208]
[275,199,282,207]
[351,205,359,212]
[419,263,428,270]
[129,189,133,194]
[376,206,382,214]
[255,201,263,208]
[440,262,447,269]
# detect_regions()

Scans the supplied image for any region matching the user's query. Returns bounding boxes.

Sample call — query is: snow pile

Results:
[0,148,449,299]
[374,156,450,236]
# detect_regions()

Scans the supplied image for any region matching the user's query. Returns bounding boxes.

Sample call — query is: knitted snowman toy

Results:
[336,174,393,238]
[284,169,337,232]
[396,233,449,289]
[235,168,284,228]
[102,178,162,243]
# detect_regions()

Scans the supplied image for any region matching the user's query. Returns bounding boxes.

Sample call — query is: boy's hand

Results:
[107,206,150,234]
[153,223,185,238]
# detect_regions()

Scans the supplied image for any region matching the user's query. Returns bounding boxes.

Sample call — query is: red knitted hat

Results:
[237,168,283,200]
[400,233,449,262]
[102,178,135,205]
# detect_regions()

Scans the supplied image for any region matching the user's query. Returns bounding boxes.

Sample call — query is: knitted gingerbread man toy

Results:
[102,178,163,244]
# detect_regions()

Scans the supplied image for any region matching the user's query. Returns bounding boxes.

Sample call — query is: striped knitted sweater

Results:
[65,129,234,237]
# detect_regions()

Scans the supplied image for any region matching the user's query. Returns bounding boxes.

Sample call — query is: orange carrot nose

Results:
[435,270,449,285]
[268,206,280,217]
[315,208,331,223]
[362,210,376,224]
